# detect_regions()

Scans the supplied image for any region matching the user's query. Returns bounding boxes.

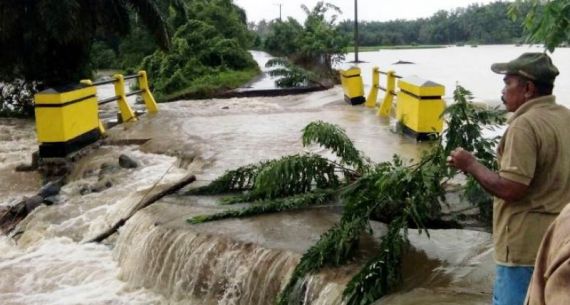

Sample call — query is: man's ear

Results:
[526,81,537,97]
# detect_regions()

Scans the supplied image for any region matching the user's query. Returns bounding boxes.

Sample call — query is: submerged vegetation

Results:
[186,85,505,305]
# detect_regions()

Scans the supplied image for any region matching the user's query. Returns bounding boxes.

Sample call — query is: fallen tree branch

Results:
[86,174,196,243]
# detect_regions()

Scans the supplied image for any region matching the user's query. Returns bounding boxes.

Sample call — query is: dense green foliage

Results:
[160,69,259,100]
[443,87,506,223]
[0,0,257,102]
[263,18,305,57]
[89,0,258,100]
[262,2,349,69]
[141,19,257,99]
[336,2,529,46]
[90,0,254,71]
[186,85,505,305]
[253,2,350,87]
[0,0,170,86]
[509,0,570,52]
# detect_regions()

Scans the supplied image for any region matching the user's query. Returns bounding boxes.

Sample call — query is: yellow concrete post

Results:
[80,79,105,135]
[377,70,396,117]
[138,70,158,113]
[365,67,380,108]
[34,84,100,157]
[340,67,366,105]
[113,74,137,123]
[396,76,445,139]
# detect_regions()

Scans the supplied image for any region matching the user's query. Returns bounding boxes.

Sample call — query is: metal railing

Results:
[365,67,402,116]
[81,70,158,125]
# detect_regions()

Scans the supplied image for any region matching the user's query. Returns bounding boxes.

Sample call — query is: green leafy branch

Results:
[188,189,336,224]
[185,85,506,305]
[509,0,570,52]
[303,120,369,172]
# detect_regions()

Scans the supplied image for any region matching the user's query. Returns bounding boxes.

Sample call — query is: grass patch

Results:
[159,68,260,101]
[345,45,447,52]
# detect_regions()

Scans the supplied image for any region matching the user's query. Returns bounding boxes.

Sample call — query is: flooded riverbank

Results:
[340,45,570,106]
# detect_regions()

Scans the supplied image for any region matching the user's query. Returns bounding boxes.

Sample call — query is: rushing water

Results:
[3,45,561,305]
[238,51,283,91]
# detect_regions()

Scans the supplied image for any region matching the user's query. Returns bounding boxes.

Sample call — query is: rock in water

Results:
[91,178,113,193]
[119,154,139,169]
[99,162,120,178]
[37,179,62,198]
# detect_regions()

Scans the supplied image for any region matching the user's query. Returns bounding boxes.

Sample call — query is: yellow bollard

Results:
[396,76,445,139]
[138,70,158,113]
[365,67,380,108]
[80,79,106,135]
[113,74,137,123]
[340,67,365,105]
[34,83,100,157]
[377,70,396,117]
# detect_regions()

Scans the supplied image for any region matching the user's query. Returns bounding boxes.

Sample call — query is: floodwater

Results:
[340,45,570,107]
[238,51,282,90]
[4,45,562,305]
[0,87,492,304]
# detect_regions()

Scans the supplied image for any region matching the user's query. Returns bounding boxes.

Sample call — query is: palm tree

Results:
[0,0,177,86]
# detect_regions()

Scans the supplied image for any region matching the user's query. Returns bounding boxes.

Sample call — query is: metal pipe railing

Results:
[80,71,159,126]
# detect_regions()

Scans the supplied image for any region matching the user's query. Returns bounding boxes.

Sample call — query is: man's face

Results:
[501,74,528,112]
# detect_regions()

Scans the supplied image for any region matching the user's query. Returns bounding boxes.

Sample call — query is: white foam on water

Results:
[1,145,190,305]
[0,236,169,305]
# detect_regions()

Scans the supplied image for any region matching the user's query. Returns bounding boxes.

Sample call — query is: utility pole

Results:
[275,3,282,21]
[354,0,359,62]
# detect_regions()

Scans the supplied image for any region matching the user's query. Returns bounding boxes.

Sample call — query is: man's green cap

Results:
[491,52,559,85]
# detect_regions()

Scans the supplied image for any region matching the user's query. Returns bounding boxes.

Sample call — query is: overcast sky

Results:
[234,0,510,23]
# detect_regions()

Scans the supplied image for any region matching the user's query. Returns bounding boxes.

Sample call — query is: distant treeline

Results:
[337,2,532,45]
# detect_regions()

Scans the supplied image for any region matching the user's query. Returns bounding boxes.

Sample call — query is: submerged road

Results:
[0,87,494,305]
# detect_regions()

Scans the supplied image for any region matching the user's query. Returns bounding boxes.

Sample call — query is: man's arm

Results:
[448,148,529,202]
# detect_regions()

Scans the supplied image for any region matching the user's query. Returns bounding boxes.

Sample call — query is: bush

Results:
[141,19,257,99]
[89,41,118,69]
[0,80,40,117]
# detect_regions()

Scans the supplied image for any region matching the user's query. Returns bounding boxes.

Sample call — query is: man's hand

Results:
[447,147,477,173]
[447,147,529,201]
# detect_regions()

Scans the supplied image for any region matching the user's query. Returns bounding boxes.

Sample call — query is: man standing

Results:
[448,53,570,305]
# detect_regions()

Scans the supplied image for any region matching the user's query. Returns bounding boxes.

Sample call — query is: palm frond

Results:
[277,216,370,305]
[302,121,367,172]
[186,161,271,195]
[37,0,82,43]
[187,189,336,224]
[247,154,339,201]
[343,217,409,305]
[94,0,131,37]
[126,0,170,49]
[266,58,315,87]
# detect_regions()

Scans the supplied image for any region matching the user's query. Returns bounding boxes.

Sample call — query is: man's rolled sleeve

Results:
[499,125,536,186]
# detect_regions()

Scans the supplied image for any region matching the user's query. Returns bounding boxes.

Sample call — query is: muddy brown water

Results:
[0,86,493,304]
